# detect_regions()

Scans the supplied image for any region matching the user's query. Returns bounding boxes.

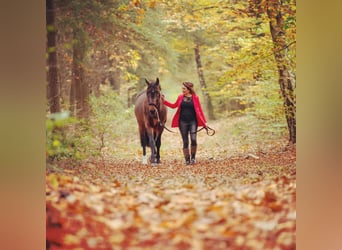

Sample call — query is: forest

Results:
[46,0,296,249]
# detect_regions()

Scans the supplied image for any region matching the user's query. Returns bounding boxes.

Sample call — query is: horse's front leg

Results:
[140,131,147,165]
[147,131,157,165]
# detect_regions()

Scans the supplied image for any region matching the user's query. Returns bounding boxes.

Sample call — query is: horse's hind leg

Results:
[147,133,157,165]
[140,130,148,164]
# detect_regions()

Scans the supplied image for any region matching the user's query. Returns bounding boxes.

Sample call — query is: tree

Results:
[248,0,296,143]
[54,0,172,114]
[266,0,296,143]
[46,0,60,113]
[194,42,214,119]
[55,0,93,118]
[156,0,218,119]
[71,28,89,118]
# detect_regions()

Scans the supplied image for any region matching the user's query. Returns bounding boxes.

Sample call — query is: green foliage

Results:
[46,25,55,32]
[247,81,285,122]
[46,111,83,161]
[88,88,135,158]
[46,90,136,162]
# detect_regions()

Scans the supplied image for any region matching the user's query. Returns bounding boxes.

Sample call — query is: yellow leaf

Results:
[148,0,156,8]
[47,174,59,188]
[64,234,80,245]
[52,140,60,148]
[109,233,125,244]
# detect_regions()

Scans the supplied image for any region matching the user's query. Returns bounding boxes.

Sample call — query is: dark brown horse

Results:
[134,78,167,165]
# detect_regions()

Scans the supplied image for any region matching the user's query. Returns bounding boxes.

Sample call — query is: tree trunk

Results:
[108,56,121,93]
[71,29,89,119]
[194,43,215,120]
[127,86,135,108]
[69,78,76,115]
[46,0,60,113]
[267,0,296,143]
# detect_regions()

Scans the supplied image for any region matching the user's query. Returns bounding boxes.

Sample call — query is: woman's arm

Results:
[163,95,181,109]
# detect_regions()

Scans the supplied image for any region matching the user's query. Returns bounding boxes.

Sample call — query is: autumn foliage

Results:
[46,144,295,249]
[46,0,296,248]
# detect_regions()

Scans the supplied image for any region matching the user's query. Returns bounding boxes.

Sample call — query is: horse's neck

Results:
[136,89,146,99]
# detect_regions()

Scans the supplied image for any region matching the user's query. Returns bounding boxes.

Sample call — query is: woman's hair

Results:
[182,82,195,94]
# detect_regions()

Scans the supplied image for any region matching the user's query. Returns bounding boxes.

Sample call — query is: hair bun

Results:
[183,82,194,89]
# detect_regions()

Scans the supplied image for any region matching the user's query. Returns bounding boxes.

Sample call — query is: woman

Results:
[163,82,207,165]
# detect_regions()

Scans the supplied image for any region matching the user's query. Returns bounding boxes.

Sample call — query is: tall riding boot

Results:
[191,146,197,164]
[183,148,190,165]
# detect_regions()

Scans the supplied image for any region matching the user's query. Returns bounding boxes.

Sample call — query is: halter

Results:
[148,103,161,122]
[147,102,176,133]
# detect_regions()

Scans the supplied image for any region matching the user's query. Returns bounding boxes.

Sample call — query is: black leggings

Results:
[179,120,197,149]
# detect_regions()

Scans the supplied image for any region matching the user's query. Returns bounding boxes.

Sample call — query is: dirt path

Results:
[46,142,296,249]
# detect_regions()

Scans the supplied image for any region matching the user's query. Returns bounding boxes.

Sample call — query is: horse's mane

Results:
[135,89,146,99]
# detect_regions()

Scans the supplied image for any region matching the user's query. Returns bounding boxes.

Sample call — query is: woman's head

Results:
[182,82,195,95]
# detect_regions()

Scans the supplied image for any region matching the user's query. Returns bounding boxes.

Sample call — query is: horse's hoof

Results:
[151,163,158,167]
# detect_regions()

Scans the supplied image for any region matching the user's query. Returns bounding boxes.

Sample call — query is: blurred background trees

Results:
[46,0,296,161]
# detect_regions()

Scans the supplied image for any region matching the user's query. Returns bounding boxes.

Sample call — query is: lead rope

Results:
[149,102,216,135]
[149,103,176,133]
[192,126,216,136]
[149,104,161,124]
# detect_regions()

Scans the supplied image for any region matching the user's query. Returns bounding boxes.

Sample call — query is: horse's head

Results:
[145,78,161,117]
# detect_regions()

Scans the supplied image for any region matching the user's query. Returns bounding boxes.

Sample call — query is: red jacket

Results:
[163,94,207,128]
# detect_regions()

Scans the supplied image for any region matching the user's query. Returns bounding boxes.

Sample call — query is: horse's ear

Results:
[145,79,150,86]
[156,78,159,85]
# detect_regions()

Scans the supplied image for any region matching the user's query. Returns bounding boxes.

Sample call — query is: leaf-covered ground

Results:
[46,140,296,249]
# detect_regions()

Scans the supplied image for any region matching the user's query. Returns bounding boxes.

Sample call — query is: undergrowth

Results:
[46,89,289,166]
